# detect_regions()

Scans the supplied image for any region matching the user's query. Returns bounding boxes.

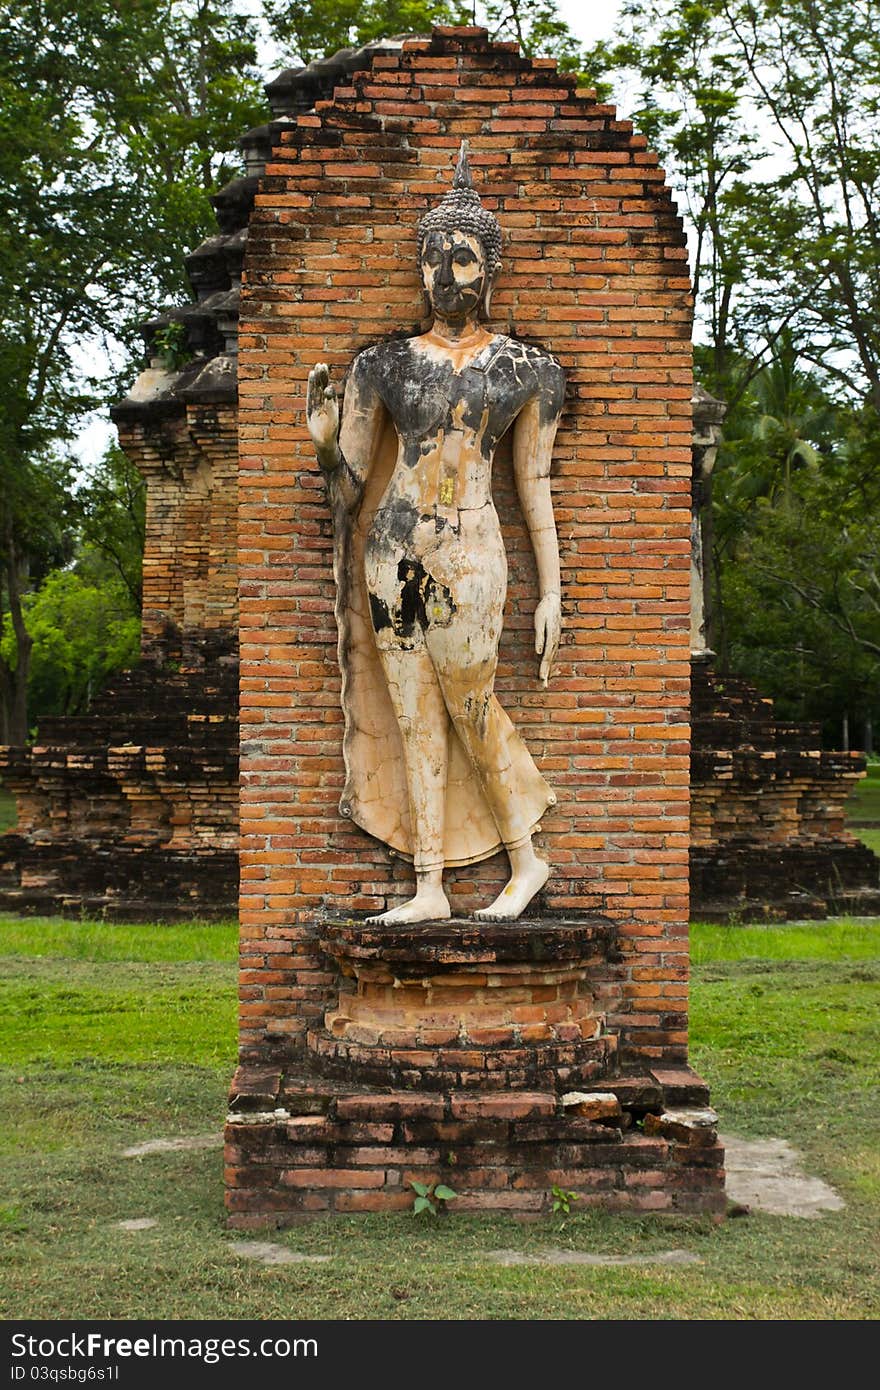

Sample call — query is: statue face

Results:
[420,229,487,320]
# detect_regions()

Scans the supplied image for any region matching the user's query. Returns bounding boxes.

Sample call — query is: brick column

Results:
[229,29,722,1221]
[239,29,692,1065]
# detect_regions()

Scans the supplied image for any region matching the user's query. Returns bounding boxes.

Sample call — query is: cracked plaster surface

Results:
[121,1133,222,1158]
[230,1241,331,1266]
[722,1135,845,1218]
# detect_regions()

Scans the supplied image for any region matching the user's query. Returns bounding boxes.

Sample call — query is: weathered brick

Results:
[449,1093,556,1121]
[335,1094,445,1121]
[281,1168,386,1188]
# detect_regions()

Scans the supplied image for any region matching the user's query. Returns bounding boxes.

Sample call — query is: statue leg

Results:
[429,641,550,922]
[473,837,551,922]
[365,638,452,925]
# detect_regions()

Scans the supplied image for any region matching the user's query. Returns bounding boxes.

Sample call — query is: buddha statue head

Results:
[416,142,503,321]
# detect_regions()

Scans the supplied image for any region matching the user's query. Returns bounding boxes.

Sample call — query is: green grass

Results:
[0,915,237,962]
[846,761,880,823]
[0,958,236,1067]
[0,785,16,832]
[0,913,878,1320]
[0,918,238,1069]
[691,918,880,963]
[689,957,880,1186]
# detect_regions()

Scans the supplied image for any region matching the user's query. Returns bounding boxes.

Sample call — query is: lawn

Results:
[845,761,880,857]
[0,914,878,1320]
[847,761,880,826]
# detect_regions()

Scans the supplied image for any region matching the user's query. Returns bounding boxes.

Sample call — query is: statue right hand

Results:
[306,362,340,464]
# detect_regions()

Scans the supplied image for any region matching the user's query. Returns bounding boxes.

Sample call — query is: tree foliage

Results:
[265,0,588,73]
[479,1,589,70]
[75,446,146,612]
[586,0,880,739]
[721,0,880,411]
[0,0,264,740]
[1,565,140,727]
[711,345,880,734]
[265,0,470,67]
[588,0,880,415]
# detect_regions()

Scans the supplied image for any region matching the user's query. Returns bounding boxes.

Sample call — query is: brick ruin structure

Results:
[691,666,880,918]
[0,31,876,940]
[688,391,880,921]
[0,224,243,916]
[227,26,727,1220]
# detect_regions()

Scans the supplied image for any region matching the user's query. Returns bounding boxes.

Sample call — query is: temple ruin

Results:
[0,34,876,935]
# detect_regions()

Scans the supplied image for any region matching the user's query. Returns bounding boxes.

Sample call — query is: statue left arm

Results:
[513,381,564,687]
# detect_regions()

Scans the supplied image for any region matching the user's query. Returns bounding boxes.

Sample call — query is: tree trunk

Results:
[2,523,32,745]
[0,660,12,743]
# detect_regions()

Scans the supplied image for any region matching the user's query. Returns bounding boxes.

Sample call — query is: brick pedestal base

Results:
[225,1065,725,1222]
[310,917,617,1090]
[225,917,725,1222]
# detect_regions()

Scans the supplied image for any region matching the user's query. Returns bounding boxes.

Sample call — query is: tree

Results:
[1,565,140,727]
[720,453,880,734]
[0,1,265,741]
[585,2,756,399]
[585,0,880,738]
[586,1,880,416]
[265,0,471,68]
[479,1,589,71]
[710,333,836,555]
[75,445,146,611]
[713,347,880,730]
[0,452,74,743]
[266,0,588,74]
[720,0,880,412]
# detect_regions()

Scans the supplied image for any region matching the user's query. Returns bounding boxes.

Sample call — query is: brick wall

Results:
[690,663,880,918]
[238,29,693,1067]
[117,403,239,666]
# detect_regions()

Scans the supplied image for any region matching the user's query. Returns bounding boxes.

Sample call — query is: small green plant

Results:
[550,1185,580,1215]
[409,1180,458,1215]
[152,321,192,371]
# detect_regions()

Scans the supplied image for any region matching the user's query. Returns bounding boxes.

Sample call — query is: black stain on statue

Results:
[392,558,457,637]
[369,593,392,632]
[367,559,456,639]
[381,497,421,546]
[396,558,424,633]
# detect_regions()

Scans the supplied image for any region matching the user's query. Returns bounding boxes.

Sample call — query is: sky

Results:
[554,0,622,46]
[77,1,625,468]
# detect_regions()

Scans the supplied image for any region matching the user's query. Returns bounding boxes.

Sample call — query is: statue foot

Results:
[366,887,452,925]
[474,857,550,922]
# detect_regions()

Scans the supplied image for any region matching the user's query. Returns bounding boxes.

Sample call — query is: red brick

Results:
[335,1094,445,1121]
[450,1093,556,1121]
[281,1168,386,1188]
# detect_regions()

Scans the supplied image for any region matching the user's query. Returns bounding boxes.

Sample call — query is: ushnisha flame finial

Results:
[417,141,502,279]
[453,139,474,190]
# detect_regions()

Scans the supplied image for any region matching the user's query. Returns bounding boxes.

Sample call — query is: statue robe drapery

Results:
[326,337,556,866]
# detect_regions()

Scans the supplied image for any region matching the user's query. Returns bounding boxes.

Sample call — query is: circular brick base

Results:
[311,916,618,1089]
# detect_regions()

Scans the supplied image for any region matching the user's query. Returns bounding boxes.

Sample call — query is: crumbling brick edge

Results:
[225,1064,725,1223]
